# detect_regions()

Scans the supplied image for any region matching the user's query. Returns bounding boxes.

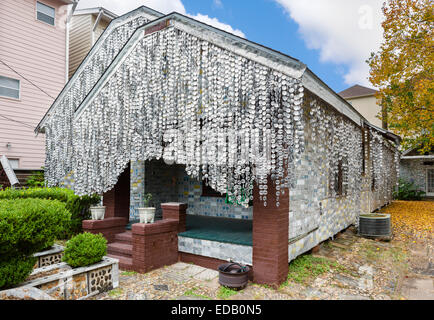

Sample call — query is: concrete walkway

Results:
[401,240,434,300]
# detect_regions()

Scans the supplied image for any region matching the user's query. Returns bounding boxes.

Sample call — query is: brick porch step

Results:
[107,242,132,258]
[114,231,132,244]
[107,254,133,271]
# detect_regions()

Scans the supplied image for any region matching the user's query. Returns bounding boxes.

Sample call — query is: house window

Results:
[8,159,19,169]
[0,76,20,99]
[335,161,343,195]
[36,1,55,26]
[361,129,366,175]
[330,158,348,197]
[371,159,376,191]
[202,183,225,198]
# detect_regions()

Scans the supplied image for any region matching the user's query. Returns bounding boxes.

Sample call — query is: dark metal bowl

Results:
[218,263,250,289]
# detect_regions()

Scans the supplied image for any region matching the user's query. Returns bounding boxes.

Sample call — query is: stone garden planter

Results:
[17,256,119,300]
[33,244,64,268]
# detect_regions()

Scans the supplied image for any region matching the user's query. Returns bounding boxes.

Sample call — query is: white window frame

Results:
[36,1,56,26]
[0,75,20,100]
[7,159,20,169]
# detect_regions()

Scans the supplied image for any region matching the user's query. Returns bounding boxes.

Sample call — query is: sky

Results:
[76,0,385,93]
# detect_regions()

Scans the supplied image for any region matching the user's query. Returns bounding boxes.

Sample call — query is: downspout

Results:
[92,8,104,45]
[65,1,78,83]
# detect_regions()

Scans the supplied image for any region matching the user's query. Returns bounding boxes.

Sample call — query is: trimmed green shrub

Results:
[0,187,100,237]
[0,256,36,289]
[62,232,107,268]
[0,198,70,289]
[0,199,71,258]
[393,178,426,200]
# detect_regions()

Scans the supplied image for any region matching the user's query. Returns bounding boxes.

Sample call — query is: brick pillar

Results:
[103,164,130,219]
[161,202,188,233]
[252,176,289,287]
[82,217,128,243]
[131,219,178,273]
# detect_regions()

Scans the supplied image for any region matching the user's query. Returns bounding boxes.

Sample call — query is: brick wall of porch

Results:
[83,160,290,286]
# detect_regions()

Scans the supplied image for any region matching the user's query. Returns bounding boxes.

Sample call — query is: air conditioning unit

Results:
[359,213,391,240]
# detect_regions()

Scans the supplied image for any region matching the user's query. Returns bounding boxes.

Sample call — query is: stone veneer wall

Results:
[130,161,145,221]
[129,159,181,221]
[178,236,252,265]
[287,121,360,261]
[144,160,180,220]
[129,159,252,221]
[24,257,118,300]
[175,169,253,220]
[286,109,396,262]
[400,159,432,193]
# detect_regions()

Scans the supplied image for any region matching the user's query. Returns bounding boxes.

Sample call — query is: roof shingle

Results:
[338,84,377,99]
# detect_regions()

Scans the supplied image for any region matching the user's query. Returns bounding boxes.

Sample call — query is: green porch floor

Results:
[179,215,252,246]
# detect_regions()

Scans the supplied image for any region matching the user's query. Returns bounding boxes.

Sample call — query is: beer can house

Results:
[36,6,401,286]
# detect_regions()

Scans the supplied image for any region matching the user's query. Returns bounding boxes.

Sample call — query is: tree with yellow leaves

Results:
[368,0,433,153]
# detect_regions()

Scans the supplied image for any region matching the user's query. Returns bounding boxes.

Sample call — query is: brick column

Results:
[131,219,178,273]
[252,176,289,287]
[161,202,188,233]
[103,165,130,219]
[82,217,128,243]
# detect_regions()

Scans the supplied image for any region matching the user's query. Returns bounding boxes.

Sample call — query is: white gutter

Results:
[91,9,104,45]
[65,1,78,83]
[74,7,118,19]
[401,155,434,160]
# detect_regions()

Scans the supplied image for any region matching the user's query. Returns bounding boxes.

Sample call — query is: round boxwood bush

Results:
[0,256,36,289]
[62,232,107,268]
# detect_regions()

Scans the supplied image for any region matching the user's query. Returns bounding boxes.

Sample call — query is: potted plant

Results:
[89,205,106,220]
[138,193,155,224]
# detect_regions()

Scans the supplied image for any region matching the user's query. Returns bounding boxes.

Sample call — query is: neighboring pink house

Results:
[0,0,76,176]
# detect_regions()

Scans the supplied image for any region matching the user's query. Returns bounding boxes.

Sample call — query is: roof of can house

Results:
[37,7,399,144]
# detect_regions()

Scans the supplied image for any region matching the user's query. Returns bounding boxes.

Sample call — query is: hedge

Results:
[0,199,71,258]
[62,232,107,268]
[0,198,71,289]
[0,187,100,237]
[0,256,37,289]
